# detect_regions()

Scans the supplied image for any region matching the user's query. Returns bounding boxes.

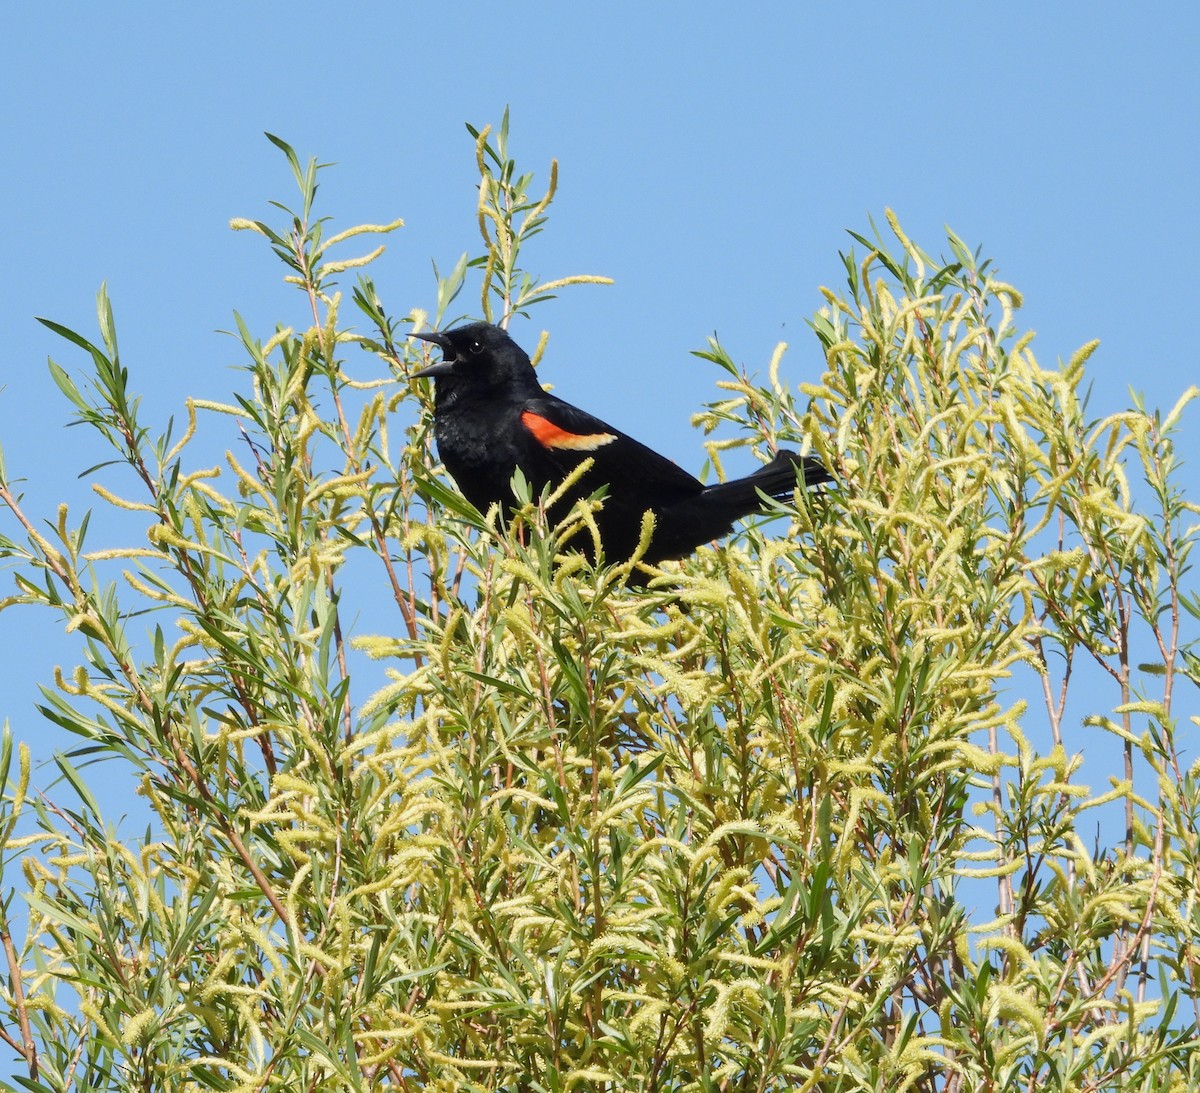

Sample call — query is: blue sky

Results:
[2,5,1197,798]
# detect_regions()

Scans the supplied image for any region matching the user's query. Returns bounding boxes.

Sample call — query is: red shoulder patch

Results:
[521,411,617,452]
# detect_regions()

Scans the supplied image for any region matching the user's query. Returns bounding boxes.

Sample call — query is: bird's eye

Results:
[469,340,483,355]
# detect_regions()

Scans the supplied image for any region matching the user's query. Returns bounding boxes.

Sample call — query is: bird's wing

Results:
[519,396,703,499]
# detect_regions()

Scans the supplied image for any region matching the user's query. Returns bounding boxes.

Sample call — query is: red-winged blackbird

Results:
[410,322,830,568]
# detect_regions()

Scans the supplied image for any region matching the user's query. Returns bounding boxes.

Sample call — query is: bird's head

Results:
[409,322,539,402]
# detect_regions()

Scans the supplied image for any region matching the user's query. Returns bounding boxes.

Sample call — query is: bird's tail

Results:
[697,450,831,514]
[649,450,831,561]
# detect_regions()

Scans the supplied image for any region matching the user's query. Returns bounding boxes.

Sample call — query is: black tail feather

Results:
[740,450,832,494]
[648,449,831,562]
[694,450,831,511]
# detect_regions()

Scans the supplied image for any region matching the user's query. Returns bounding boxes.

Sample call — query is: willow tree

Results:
[0,121,1196,1092]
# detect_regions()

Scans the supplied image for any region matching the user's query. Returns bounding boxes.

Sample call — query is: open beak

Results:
[409,329,456,378]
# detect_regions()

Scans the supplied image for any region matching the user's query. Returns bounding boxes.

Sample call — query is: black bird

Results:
[410,322,830,569]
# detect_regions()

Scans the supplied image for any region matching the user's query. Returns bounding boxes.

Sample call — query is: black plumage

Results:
[410,322,830,568]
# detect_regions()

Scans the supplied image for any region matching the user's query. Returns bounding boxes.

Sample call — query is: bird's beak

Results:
[409,329,456,378]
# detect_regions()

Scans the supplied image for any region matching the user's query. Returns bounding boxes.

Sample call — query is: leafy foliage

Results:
[0,122,1197,1092]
